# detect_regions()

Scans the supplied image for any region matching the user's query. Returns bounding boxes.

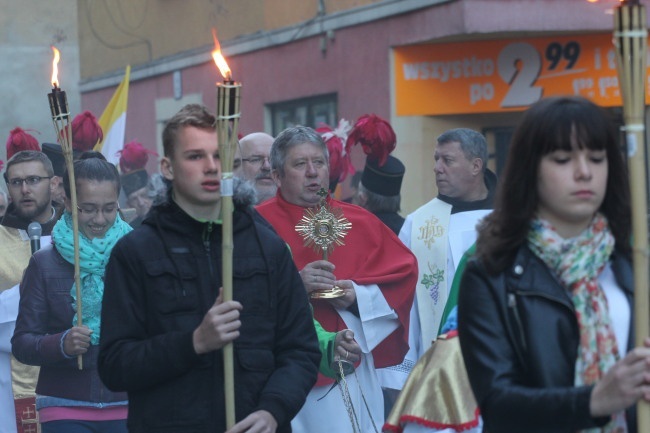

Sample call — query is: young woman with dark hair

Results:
[12,152,132,433]
[459,96,650,433]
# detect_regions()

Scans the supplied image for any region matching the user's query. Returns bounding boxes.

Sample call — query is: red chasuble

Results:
[257,193,417,386]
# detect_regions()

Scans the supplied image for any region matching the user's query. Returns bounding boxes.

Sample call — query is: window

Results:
[269,94,337,136]
[482,127,514,177]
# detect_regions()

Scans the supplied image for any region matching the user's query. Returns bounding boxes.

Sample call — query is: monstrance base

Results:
[310,285,345,299]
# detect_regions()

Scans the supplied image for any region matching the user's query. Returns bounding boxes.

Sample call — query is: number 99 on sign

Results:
[483,40,584,108]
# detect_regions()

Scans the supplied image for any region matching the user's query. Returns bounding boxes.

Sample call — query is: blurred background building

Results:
[1,0,640,213]
[0,0,80,167]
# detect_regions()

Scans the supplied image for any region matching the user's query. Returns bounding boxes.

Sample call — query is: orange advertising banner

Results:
[394,33,650,116]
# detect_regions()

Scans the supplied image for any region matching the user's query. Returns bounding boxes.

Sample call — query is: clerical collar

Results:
[438,193,493,215]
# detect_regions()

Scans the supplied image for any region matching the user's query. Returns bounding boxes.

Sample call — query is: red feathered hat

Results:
[345,114,396,167]
[316,119,354,187]
[6,127,40,159]
[60,111,103,152]
[118,141,157,173]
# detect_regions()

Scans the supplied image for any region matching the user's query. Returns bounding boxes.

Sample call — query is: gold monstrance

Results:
[297,189,375,433]
[296,188,352,298]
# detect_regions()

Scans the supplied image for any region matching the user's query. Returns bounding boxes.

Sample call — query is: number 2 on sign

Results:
[497,42,543,108]
[497,41,583,108]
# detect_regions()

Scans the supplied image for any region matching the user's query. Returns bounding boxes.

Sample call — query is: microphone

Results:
[28,222,42,255]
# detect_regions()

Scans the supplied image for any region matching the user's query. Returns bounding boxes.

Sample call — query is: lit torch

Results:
[47,46,84,370]
[212,29,241,430]
[613,0,649,429]
[48,47,68,118]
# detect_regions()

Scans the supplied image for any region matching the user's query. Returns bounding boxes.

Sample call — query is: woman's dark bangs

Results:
[541,112,574,153]
[575,102,610,150]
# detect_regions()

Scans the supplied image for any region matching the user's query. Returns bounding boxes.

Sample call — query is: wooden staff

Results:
[613,0,649,429]
[48,86,83,370]
[216,80,241,429]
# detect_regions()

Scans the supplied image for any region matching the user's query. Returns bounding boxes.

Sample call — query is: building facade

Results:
[0,0,80,178]
[78,0,641,213]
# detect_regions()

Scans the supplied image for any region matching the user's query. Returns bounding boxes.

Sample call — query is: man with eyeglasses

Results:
[235,132,276,203]
[1,150,59,288]
[1,150,60,433]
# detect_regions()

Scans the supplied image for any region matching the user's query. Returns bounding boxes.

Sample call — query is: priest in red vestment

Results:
[256,125,417,433]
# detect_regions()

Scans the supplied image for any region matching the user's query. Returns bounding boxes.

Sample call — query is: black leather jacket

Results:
[458,245,635,433]
[99,198,320,433]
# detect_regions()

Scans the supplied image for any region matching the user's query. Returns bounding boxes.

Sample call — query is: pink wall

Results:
[81,0,623,163]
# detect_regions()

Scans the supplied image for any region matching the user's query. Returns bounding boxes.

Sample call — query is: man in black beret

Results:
[355,155,406,235]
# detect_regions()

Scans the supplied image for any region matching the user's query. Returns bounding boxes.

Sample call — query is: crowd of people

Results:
[1,95,650,433]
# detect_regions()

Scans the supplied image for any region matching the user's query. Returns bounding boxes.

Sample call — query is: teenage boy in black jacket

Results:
[99,104,320,433]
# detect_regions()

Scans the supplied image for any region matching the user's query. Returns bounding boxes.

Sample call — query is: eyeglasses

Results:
[241,156,271,166]
[8,176,52,188]
[77,203,120,218]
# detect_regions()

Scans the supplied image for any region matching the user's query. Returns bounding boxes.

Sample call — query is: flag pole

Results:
[613,1,649,430]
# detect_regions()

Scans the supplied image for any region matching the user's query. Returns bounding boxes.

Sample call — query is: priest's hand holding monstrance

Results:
[296,188,352,300]
[296,190,380,433]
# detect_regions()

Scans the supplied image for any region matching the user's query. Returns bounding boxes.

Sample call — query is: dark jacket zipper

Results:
[203,222,215,279]
[507,289,577,363]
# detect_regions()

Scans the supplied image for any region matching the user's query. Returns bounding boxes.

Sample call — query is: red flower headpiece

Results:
[6,127,40,159]
[118,141,157,173]
[316,119,354,185]
[60,110,104,151]
[345,114,396,167]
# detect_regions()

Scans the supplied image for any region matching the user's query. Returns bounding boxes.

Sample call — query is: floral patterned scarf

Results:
[527,213,626,433]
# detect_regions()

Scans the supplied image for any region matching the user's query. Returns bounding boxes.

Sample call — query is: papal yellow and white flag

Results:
[95,65,130,165]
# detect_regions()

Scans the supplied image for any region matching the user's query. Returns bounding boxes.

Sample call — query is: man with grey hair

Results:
[257,126,417,433]
[382,128,496,398]
[234,132,276,203]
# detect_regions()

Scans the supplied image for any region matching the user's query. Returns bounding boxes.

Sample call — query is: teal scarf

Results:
[52,212,132,345]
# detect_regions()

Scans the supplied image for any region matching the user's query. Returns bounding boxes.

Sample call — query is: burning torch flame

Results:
[211,29,232,81]
[51,46,60,87]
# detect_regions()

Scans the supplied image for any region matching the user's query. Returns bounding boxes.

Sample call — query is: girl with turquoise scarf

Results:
[12,152,132,433]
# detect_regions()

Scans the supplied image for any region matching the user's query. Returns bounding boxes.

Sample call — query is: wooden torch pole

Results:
[614,0,649,429]
[216,80,241,429]
[48,86,83,370]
